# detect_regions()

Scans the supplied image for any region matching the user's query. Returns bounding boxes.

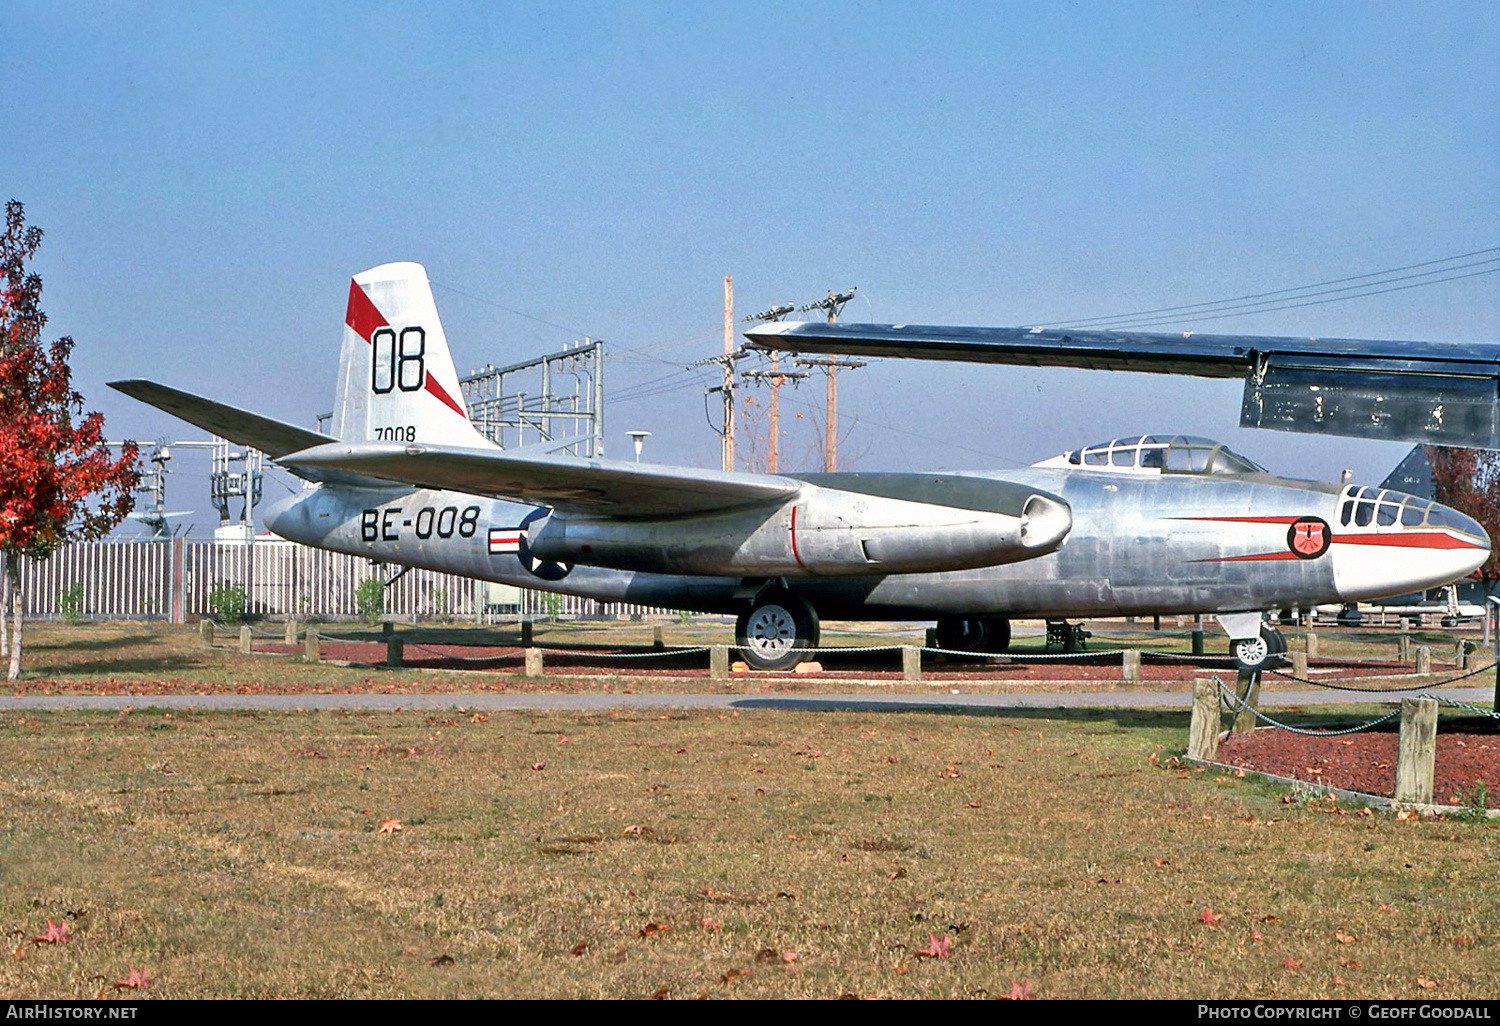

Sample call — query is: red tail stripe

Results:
[345,279,387,342]
[425,375,467,418]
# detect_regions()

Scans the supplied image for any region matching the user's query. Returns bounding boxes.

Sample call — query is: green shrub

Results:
[209,583,247,624]
[356,577,386,625]
[58,583,84,624]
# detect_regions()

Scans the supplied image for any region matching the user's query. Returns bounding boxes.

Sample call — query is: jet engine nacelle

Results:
[530,482,1072,577]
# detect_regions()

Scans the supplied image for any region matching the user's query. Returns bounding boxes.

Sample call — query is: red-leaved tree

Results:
[1424,444,1500,585]
[0,200,139,678]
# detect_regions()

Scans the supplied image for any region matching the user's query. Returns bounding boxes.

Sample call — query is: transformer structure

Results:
[209,438,263,541]
[458,339,605,457]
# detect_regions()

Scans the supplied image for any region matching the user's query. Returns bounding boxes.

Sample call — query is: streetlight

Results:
[627,430,652,463]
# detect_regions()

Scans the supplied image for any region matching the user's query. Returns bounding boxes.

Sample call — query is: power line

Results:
[1102,264,1500,331]
[1048,245,1500,329]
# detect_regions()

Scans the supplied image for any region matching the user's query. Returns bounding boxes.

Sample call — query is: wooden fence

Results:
[8,539,661,622]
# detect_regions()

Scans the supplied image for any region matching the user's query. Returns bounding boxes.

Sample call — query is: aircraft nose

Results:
[1331,497,1491,601]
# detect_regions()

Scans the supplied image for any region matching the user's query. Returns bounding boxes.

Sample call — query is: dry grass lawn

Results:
[3,704,1498,999]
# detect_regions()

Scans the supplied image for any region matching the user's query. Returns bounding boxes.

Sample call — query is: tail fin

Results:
[331,262,493,448]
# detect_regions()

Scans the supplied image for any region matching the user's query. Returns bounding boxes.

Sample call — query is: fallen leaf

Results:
[888,868,907,881]
[1198,908,1223,927]
[32,920,68,946]
[754,948,779,964]
[113,965,150,991]
[720,968,751,983]
[1333,975,1345,987]
[1339,958,1362,969]
[1261,915,1280,923]
[1378,903,1395,912]
[781,950,799,964]
[999,979,1034,1000]
[1335,930,1356,944]
[966,801,981,808]
[426,954,455,967]
[915,933,952,958]
[1251,930,1264,942]
[650,985,669,1000]
[570,941,588,956]
[531,761,546,771]
[470,713,488,723]
[1417,975,1437,989]
[700,916,721,931]
[1282,958,1303,973]
[1154,857,1170,868]
[377,818,402,836]
[639,922,671,938]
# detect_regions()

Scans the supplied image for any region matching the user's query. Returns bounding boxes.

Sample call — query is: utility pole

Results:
[742,303,802,473]
[699,276,748,471]
[722,276,735,472]
[795,288,862,472]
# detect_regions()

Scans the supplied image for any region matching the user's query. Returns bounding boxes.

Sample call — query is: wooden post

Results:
[1231,669,1261,734]
[1456,641,1469,670]
[1305,631,1318,659]
[200,619,214,645]
[710,645,730,681]
[239,625,252,655]
[524,648,544,676]
[1121,649,1141,682]
[521,620,533,647]
[1188,678,1221,762]
[1291,650,1308,677]
[1398,633,1411,661]
[902,645,922,682]
[1415,645,1431,675]
[386,634,403,669]
[285,619,298,645]
[1395,696,1438,805]
[1191,630,1204,656]
[304,628,320,662]
[652,625,664,649]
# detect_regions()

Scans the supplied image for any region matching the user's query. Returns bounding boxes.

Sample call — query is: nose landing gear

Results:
[1230,624,1288,672]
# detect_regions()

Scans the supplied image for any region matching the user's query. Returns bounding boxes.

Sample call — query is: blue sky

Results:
[4,2,1498,532]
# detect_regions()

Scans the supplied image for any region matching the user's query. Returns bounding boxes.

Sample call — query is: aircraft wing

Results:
[280,441,803,516]
[744,322,1500,449]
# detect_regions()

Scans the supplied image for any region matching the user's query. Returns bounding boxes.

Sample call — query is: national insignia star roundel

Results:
[1286,516,1332,559]
[516,507,572,581]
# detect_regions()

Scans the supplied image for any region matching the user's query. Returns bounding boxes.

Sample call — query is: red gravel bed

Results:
[272,640,1407,683]
[1218,724,1500,807]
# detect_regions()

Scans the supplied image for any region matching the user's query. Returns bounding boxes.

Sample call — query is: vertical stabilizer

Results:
[331,262,492,448]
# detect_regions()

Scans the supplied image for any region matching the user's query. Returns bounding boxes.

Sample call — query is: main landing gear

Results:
[933,616,1012,656]
[735,589,820,671]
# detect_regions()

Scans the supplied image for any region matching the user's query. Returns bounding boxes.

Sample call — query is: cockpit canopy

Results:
[1034,435,1267,477]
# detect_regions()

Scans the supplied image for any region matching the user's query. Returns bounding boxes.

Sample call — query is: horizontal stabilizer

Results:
[110,380,334,457]
[745,322,1500,448]
[279,441,804,516]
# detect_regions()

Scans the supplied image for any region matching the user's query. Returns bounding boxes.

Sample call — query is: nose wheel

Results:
[1230,625,1287,672]
[735,590,820,671]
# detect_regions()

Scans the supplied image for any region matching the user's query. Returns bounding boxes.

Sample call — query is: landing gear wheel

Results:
[735,591,820,671]
[934,616,1011,655]
[1231,625,1287,672]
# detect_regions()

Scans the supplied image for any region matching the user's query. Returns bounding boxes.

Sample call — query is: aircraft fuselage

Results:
[262,464,1486,622]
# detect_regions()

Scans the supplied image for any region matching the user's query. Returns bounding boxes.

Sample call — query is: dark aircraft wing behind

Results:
[744,322,1500,449]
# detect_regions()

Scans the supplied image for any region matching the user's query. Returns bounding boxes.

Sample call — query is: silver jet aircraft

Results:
[111,262,1491,671]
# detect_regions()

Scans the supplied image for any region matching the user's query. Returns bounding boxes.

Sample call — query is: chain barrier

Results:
[1266,658,1498,693]
[1214,677,1403,737]
[1427,694,1500,721]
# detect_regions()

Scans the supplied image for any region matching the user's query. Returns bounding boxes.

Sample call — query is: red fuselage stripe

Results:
[1330,532,1485,550]
[790,506,806,569]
